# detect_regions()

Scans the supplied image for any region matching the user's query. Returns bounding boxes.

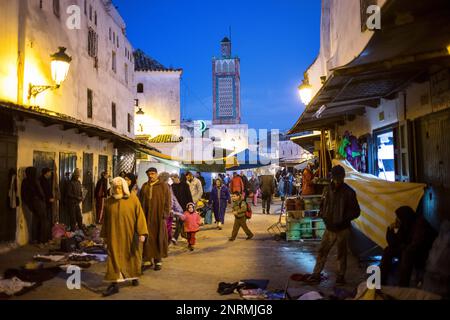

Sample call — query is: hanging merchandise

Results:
[338,131,363,171]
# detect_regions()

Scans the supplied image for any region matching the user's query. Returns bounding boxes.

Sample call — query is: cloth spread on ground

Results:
[298,291,324,300]
[218,280,270,296]
[332,159,426,248]
[240,289,267,300]
[0,277,36,296]
[33,254,66,262]
[3,267,61,283]
[353,281,441,300]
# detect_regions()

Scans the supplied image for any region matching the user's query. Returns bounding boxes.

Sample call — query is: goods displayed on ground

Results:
[0,224,106,299]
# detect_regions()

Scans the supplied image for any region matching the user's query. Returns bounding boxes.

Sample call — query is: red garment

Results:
[187,232,197,245]
[302,168,316,196]
[230,176,244,194]
[180,211,201,232]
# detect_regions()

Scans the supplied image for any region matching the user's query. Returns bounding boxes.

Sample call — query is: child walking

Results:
[229,192,254,241]
[176,202,201,251]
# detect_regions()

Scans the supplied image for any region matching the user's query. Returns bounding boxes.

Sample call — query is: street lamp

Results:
[28,47,72,99]
[298,72,313,106]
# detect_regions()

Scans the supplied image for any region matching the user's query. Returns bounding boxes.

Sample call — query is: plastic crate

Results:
[286,230,301,241]
[286,220,302,231]
[313,220,326,239]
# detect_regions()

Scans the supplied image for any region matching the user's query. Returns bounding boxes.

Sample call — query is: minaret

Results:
[213,37,241,125]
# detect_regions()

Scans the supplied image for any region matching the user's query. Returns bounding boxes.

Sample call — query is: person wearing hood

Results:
[380,206,417,285]
[101,177,148,297]
[95,171,109,224]
[21,167,49,244]
[139,167,171,272]
[39,168,54,239]
[67,168,84,231]
[170,173,193,243]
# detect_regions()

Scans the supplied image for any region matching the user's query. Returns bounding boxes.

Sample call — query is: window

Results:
[40,0,43,9]
[53,0,60,18]
[109,28,111,41]
[88,28,98,58]
[87,89,93,119]
[94,11,97,26]
[113,32,116,45]
[112,51,116,72]
[116,35,119,48]
[125,63,128,84]
[127,113,132,133]
[84,0,87,15]
[137,83,144,93]
[89,5,92,21]
[111,103,117,128]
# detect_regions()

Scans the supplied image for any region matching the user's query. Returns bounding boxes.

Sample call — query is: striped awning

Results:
[333,159,426,248]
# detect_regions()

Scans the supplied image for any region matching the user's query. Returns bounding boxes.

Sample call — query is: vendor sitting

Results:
[380,206,437,287]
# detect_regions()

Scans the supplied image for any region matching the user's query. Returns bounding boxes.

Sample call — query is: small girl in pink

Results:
[176,202,201,251]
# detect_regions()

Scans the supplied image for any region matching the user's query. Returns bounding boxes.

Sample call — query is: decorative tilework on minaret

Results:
[213,37,241,125]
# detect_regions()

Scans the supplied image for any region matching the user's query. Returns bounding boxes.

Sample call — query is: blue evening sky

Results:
[114,0,321,131]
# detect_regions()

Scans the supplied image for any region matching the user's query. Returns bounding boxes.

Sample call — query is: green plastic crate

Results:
[286,230,301,241]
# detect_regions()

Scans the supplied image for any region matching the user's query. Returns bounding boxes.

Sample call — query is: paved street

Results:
[0,200,367,300]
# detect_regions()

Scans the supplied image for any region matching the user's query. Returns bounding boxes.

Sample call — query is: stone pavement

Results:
[0,200,368,300]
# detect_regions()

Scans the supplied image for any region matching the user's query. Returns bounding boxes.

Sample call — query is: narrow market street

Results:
[0,200,366,300]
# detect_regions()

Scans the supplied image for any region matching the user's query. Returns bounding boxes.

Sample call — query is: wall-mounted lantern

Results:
[28,47,72,99]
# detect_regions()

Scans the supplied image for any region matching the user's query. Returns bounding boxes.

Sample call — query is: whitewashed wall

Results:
[307,0,387,97]
[0,0,135,137]
[135,71,182,137]
[0,0,19,102]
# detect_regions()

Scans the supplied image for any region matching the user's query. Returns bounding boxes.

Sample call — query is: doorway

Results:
[0,135,18,242]
[374,129,395,181]
[82,153,94,213]
[59,152,77,225]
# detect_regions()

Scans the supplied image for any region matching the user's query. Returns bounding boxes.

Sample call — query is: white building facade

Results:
[0,0,136,244]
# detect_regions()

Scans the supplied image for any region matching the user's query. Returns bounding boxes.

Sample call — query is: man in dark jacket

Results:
[259,174,276,214]
[307,165,360,285]
[67,168,84,231]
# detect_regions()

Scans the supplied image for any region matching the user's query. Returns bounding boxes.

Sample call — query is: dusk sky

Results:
[114,0,321,131]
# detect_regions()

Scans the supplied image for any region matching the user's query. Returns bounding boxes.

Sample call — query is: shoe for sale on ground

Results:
[102,283,119,297]
[246,234,254,240]
[171,238,177,245]
[217,222,222,230]
[335,276,346,286]
[131,279,139,287]
[304,274,321,284]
